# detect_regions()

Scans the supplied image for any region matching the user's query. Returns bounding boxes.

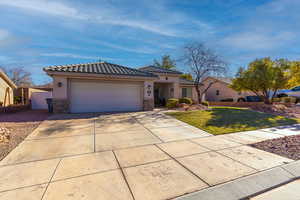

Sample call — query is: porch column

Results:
[143,81,154,111]
[172,82,180,99]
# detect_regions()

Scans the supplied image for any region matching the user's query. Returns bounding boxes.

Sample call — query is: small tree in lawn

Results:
[181,42,227,103]
[230,57,288,104]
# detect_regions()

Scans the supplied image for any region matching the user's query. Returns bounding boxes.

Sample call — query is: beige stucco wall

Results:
[0,77,14,106]
[156,74,179,83]
[144,81,154,100]
[203,78,253,102]
[179,85,199,103]
[52,76,68,99]
[154,74,181,99]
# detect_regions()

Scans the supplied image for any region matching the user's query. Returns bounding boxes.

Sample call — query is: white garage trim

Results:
[69,79,143,113]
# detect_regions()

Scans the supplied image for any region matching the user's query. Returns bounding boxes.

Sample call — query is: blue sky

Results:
[0,0,299,84]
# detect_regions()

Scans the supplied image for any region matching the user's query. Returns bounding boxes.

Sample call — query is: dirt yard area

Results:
[0,110,49,161]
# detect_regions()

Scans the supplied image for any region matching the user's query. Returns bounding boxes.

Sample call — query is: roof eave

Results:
[203,76,231,85]
[45,71,159,80]
[0,71,17,89]
[150,72,182,76]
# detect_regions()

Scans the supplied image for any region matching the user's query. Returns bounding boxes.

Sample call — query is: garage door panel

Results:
[70,81,142,113]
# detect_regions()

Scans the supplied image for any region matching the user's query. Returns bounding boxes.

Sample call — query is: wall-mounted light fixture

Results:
[57,82,63,87]
[147,85,152,96]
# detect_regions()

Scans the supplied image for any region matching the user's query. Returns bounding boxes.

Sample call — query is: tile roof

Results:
[206,77,232,84]
[139,66,182,75]
[179,78,194,85]
[43,62,158,78]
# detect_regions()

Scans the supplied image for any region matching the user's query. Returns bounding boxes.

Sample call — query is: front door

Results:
[154,88,160,106]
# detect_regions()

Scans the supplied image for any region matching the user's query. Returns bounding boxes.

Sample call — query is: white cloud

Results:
[94,40,157,54]
[0,29,27,48]
[0,0,213,38]
[223,31,296,50]
[0,29,10,40]
[40,53,105,60]
[221,0,300,51]
[0,0,85,19]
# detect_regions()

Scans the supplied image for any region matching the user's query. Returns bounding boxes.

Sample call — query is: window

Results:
[216,90,220,96]
[182,88,192,98]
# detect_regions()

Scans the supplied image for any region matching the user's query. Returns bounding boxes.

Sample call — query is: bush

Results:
[281,97,297,104]
[166,98,179,108]
[220,98,234,102]
[201,101,209,106]
[179,97,193,105]
[272,98,281,102]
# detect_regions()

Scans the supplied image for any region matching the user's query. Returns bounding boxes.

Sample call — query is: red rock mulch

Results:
[249,104,300,119]
[175,103,209,111]
[0,110,49,160]
[250,135,300,160]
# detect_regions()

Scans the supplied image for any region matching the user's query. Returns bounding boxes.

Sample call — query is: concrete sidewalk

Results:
[0,111,299,200]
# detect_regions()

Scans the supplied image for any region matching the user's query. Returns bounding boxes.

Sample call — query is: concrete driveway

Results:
[0,111,297,200]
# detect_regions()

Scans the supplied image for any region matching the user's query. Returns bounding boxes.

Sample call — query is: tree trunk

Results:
[263,96,271,104]
[195,85,202,104]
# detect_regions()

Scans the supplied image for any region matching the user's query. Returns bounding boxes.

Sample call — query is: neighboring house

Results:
[15,87,53,109]
[0,69,17,106]
[202,77,253,102]
[43,62,198,113]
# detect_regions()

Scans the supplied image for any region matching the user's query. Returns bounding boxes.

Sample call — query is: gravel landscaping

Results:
[250,135,300,160]
[249,104,300,119]
[0,110,49,161]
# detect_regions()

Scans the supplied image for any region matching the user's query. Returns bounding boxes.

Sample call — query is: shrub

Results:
[179,97,193,104]
[166,98,179,108]
[281,97,297,104]
[220,98,234,102]
[201,101,209,106]
[14,96,22,104]
[272,98,281,102]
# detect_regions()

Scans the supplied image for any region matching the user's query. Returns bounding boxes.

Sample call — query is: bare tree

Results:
[181,42,227,103]
[0,66,33,87]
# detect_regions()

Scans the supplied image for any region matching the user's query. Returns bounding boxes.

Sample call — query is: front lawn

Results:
[167,107,300,135]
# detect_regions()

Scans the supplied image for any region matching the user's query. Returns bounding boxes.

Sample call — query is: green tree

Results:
[154,55,176,69]
[230,58,288,104]
[286,61,300,88]
[180,73,193,81]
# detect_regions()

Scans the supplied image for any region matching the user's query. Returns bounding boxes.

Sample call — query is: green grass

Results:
[167,107,300,135]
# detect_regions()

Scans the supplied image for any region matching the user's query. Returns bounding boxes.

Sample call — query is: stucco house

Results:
[0,69,17,106]
[44,62,197,113]
[202,76,253,102]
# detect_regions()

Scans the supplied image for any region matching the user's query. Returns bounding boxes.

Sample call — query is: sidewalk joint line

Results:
[112,151,136,200]
[41,158,62,200]
[154,144,211,187]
